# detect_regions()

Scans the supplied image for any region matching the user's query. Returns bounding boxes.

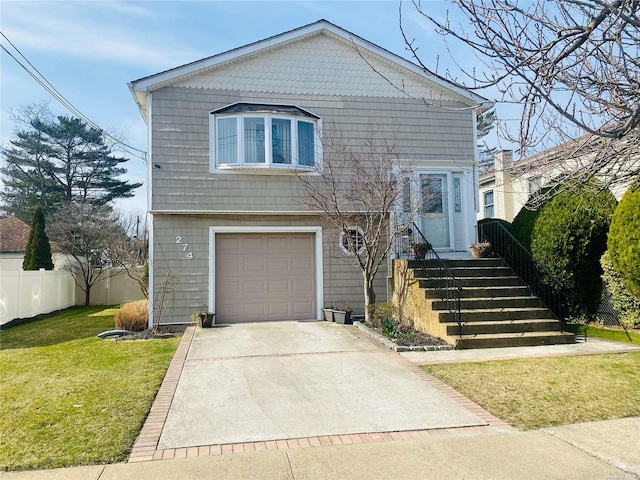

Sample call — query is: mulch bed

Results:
[363,321,449,347]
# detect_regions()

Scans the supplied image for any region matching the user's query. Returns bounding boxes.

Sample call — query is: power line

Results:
[0,31,147,162]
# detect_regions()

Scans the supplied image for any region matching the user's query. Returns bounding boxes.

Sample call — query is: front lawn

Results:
[424,353,640,430]
[0,306,180,471]
[565,323,640,344]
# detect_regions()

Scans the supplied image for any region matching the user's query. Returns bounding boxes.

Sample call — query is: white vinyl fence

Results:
[1,268,145,325]
[0,269,75,326]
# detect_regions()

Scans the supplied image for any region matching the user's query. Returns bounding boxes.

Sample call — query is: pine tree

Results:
[1,104,141,219]
[23,206,54,270]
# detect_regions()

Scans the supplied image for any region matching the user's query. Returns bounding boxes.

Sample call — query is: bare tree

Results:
[48,202,128,305]
[402,0,640,189]
[112,211,149,298]
[298,129,426,322]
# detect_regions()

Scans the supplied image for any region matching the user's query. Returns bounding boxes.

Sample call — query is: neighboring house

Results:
[478,137,639,222]
[128,20,489,326]
[0,216,66,271]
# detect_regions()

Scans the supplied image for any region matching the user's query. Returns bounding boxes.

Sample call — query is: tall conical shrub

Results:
[23,206,54,270]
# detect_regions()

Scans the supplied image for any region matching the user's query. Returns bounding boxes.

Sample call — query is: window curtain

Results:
[217,118,237,164]
[244,117,265,163]
[297,121,315,166]
[272,118,291,164]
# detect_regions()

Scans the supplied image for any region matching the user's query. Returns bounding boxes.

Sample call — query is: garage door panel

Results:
[293,301,315,315]
[243,258,265,272]
[292,256,313,270]
[293,279,313,293]
[215,233,316,322]
[242,237,265,250]
[267,257,289,271]
[268,280,290,294]
[243,280,266,295]
[267,237,289,249]
[268,302,290,316]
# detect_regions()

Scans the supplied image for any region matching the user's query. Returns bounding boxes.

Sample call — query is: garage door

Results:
[215,233,316,323]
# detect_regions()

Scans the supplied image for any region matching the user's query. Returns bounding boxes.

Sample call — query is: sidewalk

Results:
[2,418,637,479]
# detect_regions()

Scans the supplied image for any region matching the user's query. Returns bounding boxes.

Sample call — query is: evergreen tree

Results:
[23,206,54,270]
[1,105,141,220]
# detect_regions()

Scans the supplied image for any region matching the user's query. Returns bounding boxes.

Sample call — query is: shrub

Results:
[601,251,640,329]
[23,206,54,270]
[510,205,541,249]
[114,300,149,331]
[608,180,640,298]
[530,181,617,317]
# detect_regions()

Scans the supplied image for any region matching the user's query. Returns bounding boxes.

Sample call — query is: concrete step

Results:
[444,319,562,336]
[439,307,554,322]
[421,276,525,288]
[432,296,543,311]
[442,258,505,268]
[424,286,532,299]
[415,266,514,278]
[454,331,575,349]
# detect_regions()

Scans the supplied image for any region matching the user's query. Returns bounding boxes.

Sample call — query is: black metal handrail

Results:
[478,221,567,329]
[408,222,463,337]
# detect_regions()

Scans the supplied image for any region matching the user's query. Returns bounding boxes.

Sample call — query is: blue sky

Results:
[1,0,516,213]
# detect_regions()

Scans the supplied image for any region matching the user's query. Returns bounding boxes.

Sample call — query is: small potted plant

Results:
[333,303,353,325]
[191,311,215,328]
[411,241,431,260]
[470,242,492,258]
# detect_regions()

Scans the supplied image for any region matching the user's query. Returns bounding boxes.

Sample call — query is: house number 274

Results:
[175,236,193,259]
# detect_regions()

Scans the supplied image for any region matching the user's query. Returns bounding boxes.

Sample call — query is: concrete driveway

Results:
[157,321,487,449]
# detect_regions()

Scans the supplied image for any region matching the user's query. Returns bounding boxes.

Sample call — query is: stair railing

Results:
[478,221,567,330]
[408,222,463,337]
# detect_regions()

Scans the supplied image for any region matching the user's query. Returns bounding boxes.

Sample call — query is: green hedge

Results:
[608,180,640,298]
[601,251,640,328]
[530,182,617,316]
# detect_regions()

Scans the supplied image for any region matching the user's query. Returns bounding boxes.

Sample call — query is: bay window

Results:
[211,103,321,171]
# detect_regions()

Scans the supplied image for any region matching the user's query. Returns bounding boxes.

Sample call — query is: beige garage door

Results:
[215,233,316,323]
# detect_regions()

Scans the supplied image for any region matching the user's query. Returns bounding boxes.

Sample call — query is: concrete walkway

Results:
[402,337,640,365]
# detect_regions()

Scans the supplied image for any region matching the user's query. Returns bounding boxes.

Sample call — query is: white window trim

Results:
[484,189,495,218]
[339,226,366,256]
[210,112,322,174]
[209,226,324,320]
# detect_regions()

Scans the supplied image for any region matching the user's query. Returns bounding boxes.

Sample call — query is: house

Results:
[128,20,489,327]
[0,216,32,270]
[478,136,639,222]
[0,216,66,271]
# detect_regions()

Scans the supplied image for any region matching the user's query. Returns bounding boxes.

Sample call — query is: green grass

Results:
[0,306,179,471]
[424,353,640,431]
[564,323,640,344]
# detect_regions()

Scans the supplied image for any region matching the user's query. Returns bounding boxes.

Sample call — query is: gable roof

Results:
[129,19,490,117]
[0,216,31,253]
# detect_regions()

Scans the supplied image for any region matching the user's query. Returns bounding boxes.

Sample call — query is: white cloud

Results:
[1,2,205,70]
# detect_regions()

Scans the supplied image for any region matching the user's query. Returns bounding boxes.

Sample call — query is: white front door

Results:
[420,173,452,249]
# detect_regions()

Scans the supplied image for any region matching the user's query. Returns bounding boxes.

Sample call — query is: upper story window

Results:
[484,190,495,218]
[211,103,321,172]
[528,176,544,195]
